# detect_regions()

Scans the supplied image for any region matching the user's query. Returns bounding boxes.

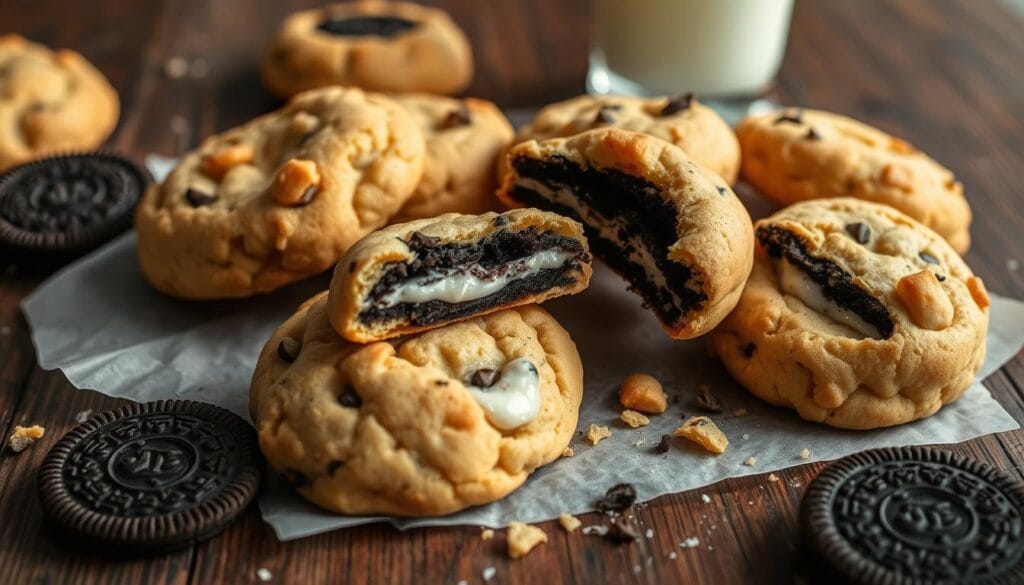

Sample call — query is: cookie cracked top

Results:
[135,87,425,299]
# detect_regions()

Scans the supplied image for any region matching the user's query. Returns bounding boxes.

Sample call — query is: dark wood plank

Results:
[0,0,1022,584]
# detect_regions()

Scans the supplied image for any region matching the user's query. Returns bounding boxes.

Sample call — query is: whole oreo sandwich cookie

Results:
[0,153,148,258]
[37,400,262,555]
[801,447,1024,584]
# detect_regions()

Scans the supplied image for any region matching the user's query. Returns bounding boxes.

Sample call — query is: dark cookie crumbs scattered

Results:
[407,231,442,249]
[317,16,417,37]
[277,337,301,362]
[185,188,217,207]
[660,93,694,116]
[919,251,940,265]
[596,483,637,512]
[440,105,472,130]
[470,368,500,388]
[36,400,262,554]
[604,517,640,543]
[339,389,362,408]
[695,387,723,413]
[0,153,149,256]
[800,446,1024,585]
[773,110,803,125]
[845,222,871,245]
[653,434,672,454]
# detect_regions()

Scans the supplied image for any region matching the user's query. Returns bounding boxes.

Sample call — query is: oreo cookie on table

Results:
[0,152,148,258]
[801,447,1024,585]
[37,400,262,555]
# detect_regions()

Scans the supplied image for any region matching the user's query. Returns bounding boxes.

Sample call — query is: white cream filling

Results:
[467,358,541,430]
[778,259,880,338]
[517,177,692,314]
[379,249,570,308]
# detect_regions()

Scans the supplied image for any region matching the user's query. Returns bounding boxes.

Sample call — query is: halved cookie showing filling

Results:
[328,209,591,342]
[497,128,754,339]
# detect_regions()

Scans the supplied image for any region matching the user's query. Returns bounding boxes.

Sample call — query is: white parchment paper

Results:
[19,156,1024,541]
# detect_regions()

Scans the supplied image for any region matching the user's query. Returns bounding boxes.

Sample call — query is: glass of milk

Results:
[588,0,796,98]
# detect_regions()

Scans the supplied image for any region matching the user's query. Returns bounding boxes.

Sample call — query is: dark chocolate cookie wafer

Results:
[801,447,1024,585]
[0,153,148,257]
[37,400,261,555]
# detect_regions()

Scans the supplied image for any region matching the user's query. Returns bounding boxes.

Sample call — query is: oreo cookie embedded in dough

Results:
[801,447,1024,585]
[0,153,148,257]
[37,400,262,554]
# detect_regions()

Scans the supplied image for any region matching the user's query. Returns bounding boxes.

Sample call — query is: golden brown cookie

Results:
[709,198,989,430]
[250,292,583,516]
[262,1,473,98]
[390,94,513,223]
[498,128,754,339]
[736,108,971,253]
[498,94,740,185]
[0,35,119,172]
[135,87,425,299]
[328,209,591,342]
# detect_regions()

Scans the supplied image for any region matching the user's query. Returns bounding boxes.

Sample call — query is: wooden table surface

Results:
[2,1,1023,583]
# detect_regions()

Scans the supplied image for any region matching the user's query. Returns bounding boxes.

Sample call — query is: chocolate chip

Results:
[493,214,509,227]
[296,185,318,206]
[277,337,301,362]
[287,469,310,488]
[434,379,449,387]
[408,231,441,248]
[741,343,756,358]
[774,110,803,125]
[593,104,620,124]
[845,222,871,244]
[936,274,947,282]
[660,93,694,116]
[805,127,822,141]
[653,434,672,454]
[316,16,417,37]
[595,483,637,512]
[470,368,500,388]
[919,252,940,265]
[716,186,728,197]
[439,105,472,130]
[185,188,217,207]
[327,460,344,475]
[604,517,640,542]
[339,389,362,408]
[695,387,723,413]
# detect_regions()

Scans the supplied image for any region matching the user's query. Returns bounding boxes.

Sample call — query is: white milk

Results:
[589,0,795,97]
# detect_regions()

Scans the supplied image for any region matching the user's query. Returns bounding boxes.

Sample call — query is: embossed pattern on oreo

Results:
[800,447,1024,585]
[37,400,262,554]
[0,153,147,254]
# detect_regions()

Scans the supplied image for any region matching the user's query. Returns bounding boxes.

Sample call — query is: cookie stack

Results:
[250,209,593,516]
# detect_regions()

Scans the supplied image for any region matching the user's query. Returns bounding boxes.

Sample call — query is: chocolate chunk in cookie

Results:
[37,400,262,554]
[801,447,1024,584]
[0,153,148,258]
[499,128,753,339]
[328,209,592,342]
[317,16,417,37]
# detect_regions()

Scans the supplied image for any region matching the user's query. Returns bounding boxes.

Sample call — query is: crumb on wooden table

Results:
[507,521,547,558]
[480,528,494,541]
[768,473,780,482]
[8,425,45,453]
[559,513,581,533]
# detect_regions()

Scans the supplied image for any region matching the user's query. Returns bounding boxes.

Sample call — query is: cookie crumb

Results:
[587,424,612,445]
[768,473,780,482]
[733,408,748,417]
[8,425,45,453]
[606,517,640,542]
[799,448,811,460]
[256,568,273,582]
[694,384,722,413]
[582,525,609,536]
[680,537,700,548]
[633,438,646,447]
[653,434,672,454]
[620,409,650,428]
[482,567,496,582]
[559,513,581,533]
[673,416,728,454]
[561,446,574,457]
[480,528,494,541]
[507,522,547,558]
[744,456,757,467]
[701,494,711,504]
[595,483,637,512]
[669,551,678,559]
[645,528,654,539]
[618,373,668,414]
[74,409,93,423]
